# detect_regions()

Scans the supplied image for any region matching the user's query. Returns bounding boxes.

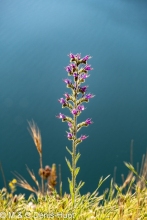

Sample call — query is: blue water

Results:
[0,0,147,196]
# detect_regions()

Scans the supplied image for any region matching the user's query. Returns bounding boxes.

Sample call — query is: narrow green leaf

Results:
[114,183,122,193]
[75,181,85,195]
[66,146,72,155]
[124,162,138,176]
[75,152,81,165]
[68,178,74,202]
[77,181,85,190]
[75,167,80,177]
[65,157,72,172]
[97,175,110,189]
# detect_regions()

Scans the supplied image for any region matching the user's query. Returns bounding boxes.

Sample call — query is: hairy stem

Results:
[72,82,78,206]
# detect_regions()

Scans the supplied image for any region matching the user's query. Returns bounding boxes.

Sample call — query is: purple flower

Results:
[80,74,90,80]
[85,118,93,125]
[69,53,76,59]
[57,113,66,119]
[81,55,91,62]
[73,73,78,81]
[77,105,85,111]
[63,79,72,85]
[58,98,66,105]
[79,86,88,93]
[70,63,76,70]
[71,109,79,115]
[68,122,72,128]
[64,93,70,99]
[69,53,81,61]
[80,135,88,140]
[65,65,72,73]
[84,65,93,71]
[85,93,94,99]
[73,72,78,78]
[76,53,81,60]
[67,132,73,139]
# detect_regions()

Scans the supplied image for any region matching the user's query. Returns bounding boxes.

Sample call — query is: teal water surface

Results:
[0,0,147,196]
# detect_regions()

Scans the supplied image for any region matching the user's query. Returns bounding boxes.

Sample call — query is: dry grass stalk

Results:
[27,120,42,156]
[137,153,147,189]
[14,172,38,195]
[28,120,44,194]
[26,165,40,190]
[48,164,57,192]
[121,172,133,189]
[141,153,147,179]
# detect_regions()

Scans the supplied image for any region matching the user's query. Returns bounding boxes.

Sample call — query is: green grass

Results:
[0,121,147,220]
[0,156,147,220]
[0,170,147,220]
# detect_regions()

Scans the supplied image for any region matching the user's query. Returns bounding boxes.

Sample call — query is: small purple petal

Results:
[82,55,91,62]
[65,65,72,73]
[70,63,76,69]
[85,118,93,125]
[68,122,72,128]
[64,93,70,99]
[57,113,66,119]
[85,93,94,99]
[67,132,73,139]
[69,53,76,59]
[77,105,85,111]
[79,86,88,93]
[80,74,90,80]
[58,98,66,105]
[80,135,88,140]
[73,72,78,78]
[63,79,72,84]
[84,65,93,71]
[71,109,79,115]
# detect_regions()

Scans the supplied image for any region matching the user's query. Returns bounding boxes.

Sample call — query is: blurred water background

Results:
[0,0,147,197]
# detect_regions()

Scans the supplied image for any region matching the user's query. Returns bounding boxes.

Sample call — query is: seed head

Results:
[28,120,42,156]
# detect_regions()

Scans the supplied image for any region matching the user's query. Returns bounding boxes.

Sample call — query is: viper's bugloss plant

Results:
[57,53,94,207]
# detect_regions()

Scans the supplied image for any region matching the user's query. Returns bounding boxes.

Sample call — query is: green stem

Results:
[72,83,77,207]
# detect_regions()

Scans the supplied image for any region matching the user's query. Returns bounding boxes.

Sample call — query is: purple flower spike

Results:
[77,105,85,111]
[71,109,79,115]
[57,113,66,119]
[85,93,94,99]
[67,132,73,139]
[82,55,91,62]
[63,79,72,85]
[84,65,93,71]
[58,98,66,105]
[80,135,88,140]
[85,118,93,125]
